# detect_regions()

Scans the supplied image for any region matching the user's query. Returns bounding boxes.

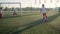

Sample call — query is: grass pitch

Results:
[0,11,60,34]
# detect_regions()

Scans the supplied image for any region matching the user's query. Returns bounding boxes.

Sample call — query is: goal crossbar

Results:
[0,2,21,4]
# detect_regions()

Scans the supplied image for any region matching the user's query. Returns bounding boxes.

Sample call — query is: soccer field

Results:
[0,11,60,34]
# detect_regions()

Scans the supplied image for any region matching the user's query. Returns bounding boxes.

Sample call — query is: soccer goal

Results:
[0,1,41,18]
[0,2,41,18]
[0,2,22,17]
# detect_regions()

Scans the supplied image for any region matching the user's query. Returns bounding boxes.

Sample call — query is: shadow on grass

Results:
[9,13,60,34]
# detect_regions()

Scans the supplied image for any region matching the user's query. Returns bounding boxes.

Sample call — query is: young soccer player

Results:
[13,9,17,16]
[0,7,2,18]
[41,4,48,21]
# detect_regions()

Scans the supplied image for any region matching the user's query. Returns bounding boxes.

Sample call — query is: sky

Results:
[0,0,60,8]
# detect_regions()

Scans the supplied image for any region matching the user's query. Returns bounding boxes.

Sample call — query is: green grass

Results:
[0,11,60,34]
[21,23,60,34]
[20,12,60,34]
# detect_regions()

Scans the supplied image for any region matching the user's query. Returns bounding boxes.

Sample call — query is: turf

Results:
[20,13,60,34]
[0,11,60,34]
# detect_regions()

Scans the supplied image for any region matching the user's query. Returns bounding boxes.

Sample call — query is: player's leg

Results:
[46,13,48,20]
[43,13,45,22]
[0,13,2,18]
[45,13,48,21]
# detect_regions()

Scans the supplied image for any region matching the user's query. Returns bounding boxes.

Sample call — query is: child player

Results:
[13,9,17,16]
[41,4,48,21]
[0,7,2,18]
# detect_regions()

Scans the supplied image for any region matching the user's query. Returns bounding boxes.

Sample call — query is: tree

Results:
[59,7,60,12]
[11,7,14,11]
[4,7,8,11]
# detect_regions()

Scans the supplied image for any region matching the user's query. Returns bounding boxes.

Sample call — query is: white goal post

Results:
[0,2,22,16]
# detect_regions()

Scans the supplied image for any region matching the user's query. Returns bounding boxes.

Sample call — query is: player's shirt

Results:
[42,6,46,13]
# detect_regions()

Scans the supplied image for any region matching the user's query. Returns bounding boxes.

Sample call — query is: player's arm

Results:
[45,8,48,13]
